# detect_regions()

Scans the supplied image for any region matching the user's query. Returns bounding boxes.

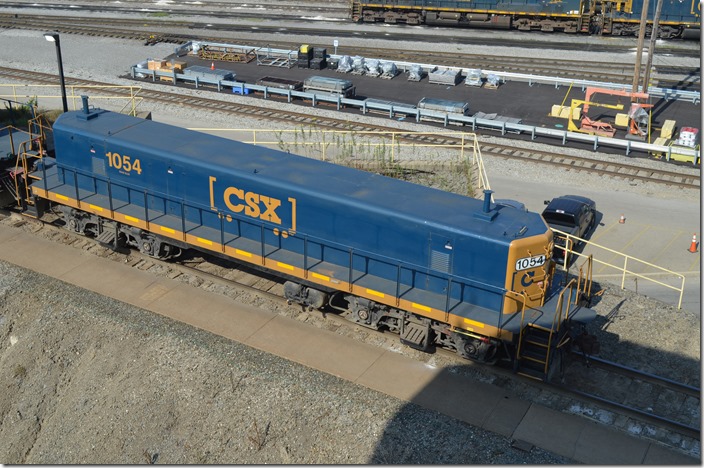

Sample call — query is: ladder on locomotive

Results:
[350,0,362,22]
[9,115,50,216]
[514,255,594,381]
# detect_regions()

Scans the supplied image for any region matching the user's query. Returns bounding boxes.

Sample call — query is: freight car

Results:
[350,0,700,39]
[5,99,598,380]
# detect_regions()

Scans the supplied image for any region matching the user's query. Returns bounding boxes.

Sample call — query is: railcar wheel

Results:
[356,308,370,322]
[139,236,159,257]
[66,216,80,233]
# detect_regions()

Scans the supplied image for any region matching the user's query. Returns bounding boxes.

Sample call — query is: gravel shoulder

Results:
[0,260,572,464]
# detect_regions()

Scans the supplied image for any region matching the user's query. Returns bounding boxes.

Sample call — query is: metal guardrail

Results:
[363,58,701,105]
[551,228,686,310]
[132,64,702,164]
[176,42,701,105]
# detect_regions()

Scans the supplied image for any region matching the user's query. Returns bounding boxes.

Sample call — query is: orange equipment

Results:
[583,87,654,139]
[568,99,623,137]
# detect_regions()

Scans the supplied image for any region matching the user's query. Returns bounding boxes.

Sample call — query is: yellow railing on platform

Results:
[188,128,490,198]
[0,84,143,116]
[552,228,686,309]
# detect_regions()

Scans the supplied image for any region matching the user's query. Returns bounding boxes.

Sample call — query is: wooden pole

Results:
[642,0,664,95]
[631,0,651,95]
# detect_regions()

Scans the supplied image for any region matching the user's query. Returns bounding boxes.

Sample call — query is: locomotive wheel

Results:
[461,341,477,358]
[139,237,159,256]
[357,308,370,322]
[67,217,79,232]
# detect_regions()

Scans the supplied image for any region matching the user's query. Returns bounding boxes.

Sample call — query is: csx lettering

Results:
[223,187,282,224]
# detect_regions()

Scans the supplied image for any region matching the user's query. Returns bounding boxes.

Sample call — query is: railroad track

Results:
[2,211,699,450]
[0,13,697,85]
[560,354,701,439]
[1,66,698,191]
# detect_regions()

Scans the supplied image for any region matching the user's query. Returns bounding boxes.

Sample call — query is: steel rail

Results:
[0,67,699,191]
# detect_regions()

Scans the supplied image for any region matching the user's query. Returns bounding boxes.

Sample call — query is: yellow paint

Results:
[88,204,103,212]
[209,176,298,235]
[288,197,297,233]
[55,194,69,201]
[463,318,485,328]
[39,188,514,344]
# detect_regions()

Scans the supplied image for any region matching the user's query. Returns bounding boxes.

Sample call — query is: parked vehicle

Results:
[542,195,596,263]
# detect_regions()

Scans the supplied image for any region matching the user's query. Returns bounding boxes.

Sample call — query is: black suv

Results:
[542,195,596,263]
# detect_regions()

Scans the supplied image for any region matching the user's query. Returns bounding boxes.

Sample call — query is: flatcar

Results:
[3,98,598,380]
[350,0,700,39]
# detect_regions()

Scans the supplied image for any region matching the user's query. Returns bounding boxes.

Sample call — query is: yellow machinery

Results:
[568,99,624,137]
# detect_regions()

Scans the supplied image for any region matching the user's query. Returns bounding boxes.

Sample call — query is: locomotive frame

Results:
[4,100,598,380]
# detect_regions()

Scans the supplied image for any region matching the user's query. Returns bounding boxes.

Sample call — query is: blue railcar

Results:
[22,101,596,379]
[352,0,700,39]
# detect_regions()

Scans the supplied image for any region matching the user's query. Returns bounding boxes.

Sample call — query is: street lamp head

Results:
[43,32,59,42]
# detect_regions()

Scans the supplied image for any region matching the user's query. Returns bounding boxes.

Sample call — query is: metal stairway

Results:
[514,256,594,381]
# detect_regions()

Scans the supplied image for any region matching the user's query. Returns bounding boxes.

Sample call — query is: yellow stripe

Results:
[160,226,175,234]
[412,303,431,312]
[88,204,103,212]
[235,249,252,258]
[311,272,330,281]
[366,289,384,298]
[55,194,69,201]
[125,215,139,223]
[463,318,485,329]
[277,262,294,271]
[197,237,213,245]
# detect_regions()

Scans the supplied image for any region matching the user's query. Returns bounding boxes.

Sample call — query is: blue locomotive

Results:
[351,0,700,39]
[9,98,597,380]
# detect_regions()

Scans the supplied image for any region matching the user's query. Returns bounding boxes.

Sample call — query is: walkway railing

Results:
[0,84,143,116]
[190,128,491,198]
[552,228,687,309]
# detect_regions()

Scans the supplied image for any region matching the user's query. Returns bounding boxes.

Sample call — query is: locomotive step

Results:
[96,229,116,245]
[399,320,431,352]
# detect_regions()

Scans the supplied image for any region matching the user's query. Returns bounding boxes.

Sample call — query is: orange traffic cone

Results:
[619,214,625,224]
[210,62,215,70]
[688,233,698,253]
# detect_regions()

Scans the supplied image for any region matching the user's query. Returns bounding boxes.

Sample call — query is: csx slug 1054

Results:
[2,98,598,381]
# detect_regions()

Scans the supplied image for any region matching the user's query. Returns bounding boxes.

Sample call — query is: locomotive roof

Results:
[54,109,548,241]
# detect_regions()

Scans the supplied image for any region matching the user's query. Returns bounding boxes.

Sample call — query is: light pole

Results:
[43,31,68,113]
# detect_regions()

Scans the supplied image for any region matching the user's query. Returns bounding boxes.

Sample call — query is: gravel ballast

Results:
[0,261,572,464]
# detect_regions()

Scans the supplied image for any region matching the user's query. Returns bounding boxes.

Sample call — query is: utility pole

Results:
[631,0,651,95]
[642,0,664,95]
